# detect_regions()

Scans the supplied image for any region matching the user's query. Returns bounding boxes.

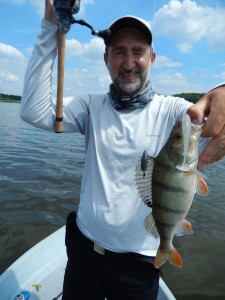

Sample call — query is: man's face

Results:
[104,29,155,96]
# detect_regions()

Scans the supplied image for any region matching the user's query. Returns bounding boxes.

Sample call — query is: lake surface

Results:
[0,102,225,299]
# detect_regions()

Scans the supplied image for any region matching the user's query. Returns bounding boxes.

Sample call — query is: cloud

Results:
[0,43,25,59]
[221,72,225,80]
[51,36,108,97]
[30,0,44,17]
[0,43,27,95]
[1,0,25,3]
[56,63,109,97]
[0,72,18,82]
[152,0,225,52]
[82,38,105,63]
[152,71,202,95]
[177,42,193,53]
[0,35,106,96]
[66,39,83,56]
[154,55,183,68]
[79,0,94,15]
[66,37,105,64]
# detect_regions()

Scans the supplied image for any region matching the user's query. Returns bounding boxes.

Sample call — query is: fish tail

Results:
[154,247,182,268]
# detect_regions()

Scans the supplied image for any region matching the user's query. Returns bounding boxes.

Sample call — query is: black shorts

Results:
[62,212,159,300]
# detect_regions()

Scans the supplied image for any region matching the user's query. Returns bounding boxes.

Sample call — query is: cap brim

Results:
[105,16,152,46]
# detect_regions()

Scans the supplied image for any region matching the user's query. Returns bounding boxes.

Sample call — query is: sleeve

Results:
[20,19,89,134]
[209,82,225,91]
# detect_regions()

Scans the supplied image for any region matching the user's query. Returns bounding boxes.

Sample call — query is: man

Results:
[20,1,225,299]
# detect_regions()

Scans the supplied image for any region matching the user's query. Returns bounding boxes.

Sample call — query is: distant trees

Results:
[0,93,21,102]
[173,93,205,104]
[0,92,205,104]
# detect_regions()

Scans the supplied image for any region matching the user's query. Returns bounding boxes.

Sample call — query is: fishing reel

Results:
[53,0,111,41]
[53,0,81,33]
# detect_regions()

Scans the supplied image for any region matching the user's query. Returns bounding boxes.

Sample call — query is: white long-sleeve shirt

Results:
[21,20,198,256]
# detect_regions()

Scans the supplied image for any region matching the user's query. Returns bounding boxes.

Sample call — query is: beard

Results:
[110,67,149,96]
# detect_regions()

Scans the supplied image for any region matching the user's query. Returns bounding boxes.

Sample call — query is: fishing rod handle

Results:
[54,31,66,133]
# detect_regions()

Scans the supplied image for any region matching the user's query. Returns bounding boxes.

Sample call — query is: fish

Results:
[135,114,208,268]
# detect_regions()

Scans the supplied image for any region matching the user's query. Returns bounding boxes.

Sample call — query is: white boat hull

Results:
[0,226,175,300]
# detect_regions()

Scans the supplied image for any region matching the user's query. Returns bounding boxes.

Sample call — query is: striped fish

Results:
[136,114,208,268]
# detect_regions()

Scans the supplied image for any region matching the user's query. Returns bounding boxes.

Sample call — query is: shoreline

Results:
[0,100,21,103]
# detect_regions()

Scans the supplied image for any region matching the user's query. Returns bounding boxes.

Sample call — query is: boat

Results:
[0,226,176,300]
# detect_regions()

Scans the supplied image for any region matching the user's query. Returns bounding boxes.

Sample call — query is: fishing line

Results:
[153,0,156,21]
[140,0,158,176]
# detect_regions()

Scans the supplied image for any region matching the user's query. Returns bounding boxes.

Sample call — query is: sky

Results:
[0,0,225,97]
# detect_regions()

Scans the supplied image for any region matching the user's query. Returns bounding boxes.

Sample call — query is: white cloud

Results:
[177,42,192,53]
[49,35,108,96]
[66,39,83,56]
[0,43,25,59]
[152,0,225,52]
[60,63,109,96]
[1,0,25,3]
[79,0,94,15]
[66,37,105,61]
[0,35,106,96]
[152,71,202,95]
[83,38,105,62]
[99,76,111,91]
[0,72,18,82]
[0,43,27,95]
[221,72,225,80]
[66,37,105,65]
[30,0,44,17]
[154,55,183,68]
[59,36,109,96]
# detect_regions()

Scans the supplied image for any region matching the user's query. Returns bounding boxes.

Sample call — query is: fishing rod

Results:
[53,0,110,133]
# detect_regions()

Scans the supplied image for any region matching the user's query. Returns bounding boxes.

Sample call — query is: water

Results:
[1,102,225,299]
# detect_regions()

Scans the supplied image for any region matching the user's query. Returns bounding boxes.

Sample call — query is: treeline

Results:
[173,92,205,104]
[0,93,21,102]
[0,92,205,104]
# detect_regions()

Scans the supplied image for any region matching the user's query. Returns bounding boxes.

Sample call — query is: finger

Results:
[186,103,206,125]
[201,100,225,138]
[201,86,225,137]
[198,126,225,169]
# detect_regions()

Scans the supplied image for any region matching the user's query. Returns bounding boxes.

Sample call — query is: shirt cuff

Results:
[210,82,225,91]
[41,19,58,33]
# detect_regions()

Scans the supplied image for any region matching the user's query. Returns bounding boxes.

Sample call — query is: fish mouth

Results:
[169,114,204,168]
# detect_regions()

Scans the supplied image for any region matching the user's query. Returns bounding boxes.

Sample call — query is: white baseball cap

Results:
[105,15,153,46]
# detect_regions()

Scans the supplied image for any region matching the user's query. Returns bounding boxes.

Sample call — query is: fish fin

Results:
[175,219,193,236]
[154,248,168,268]
[168,248,182,268]
[196,176,209,196]
[154,247,182,268]
[136,155,154,207]
[143,213,159,239]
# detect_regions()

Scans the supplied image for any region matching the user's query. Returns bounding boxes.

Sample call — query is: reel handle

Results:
[54,0,81,133]
[54,31,66,133]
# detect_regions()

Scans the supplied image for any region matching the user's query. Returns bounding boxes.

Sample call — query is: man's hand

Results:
[187,85,225,170]
[44,0,58,25]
